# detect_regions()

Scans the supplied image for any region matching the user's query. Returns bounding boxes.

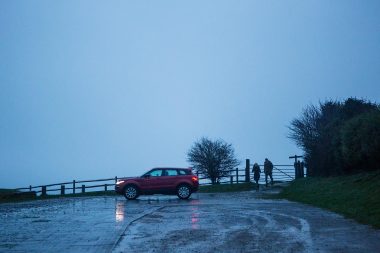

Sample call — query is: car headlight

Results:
[116,180,125,185]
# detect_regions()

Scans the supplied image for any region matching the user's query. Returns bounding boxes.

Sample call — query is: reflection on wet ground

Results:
[0,196,152,252]
[1,192,380,253]
[191,205,200,230]
[0,194,202,253]
[113,193,380,253]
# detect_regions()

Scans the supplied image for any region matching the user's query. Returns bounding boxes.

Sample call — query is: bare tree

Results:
[187,137,240,184]
[288,104,321,154]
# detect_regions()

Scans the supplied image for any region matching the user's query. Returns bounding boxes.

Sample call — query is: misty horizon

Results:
[1,1,380,188]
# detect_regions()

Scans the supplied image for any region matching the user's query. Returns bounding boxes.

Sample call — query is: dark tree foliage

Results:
[289,98,379,176]
[341,111,380,173]
[187,137,240,184]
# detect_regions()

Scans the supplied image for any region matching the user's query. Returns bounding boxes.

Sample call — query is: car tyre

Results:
[177,184,191,200]
[124,185,139,200]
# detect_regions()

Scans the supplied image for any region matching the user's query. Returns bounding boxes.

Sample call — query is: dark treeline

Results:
[289,98,380,177]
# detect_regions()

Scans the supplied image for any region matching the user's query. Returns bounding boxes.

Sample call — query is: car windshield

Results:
[142,169,163,177]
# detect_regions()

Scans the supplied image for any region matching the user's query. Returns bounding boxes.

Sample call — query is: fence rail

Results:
[196,164,296,185]
[15,159,302,196]
[16,177,118,196]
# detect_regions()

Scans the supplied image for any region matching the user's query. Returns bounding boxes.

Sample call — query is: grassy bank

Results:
[0,190,117,203]
[0,189,36,203]
[199,182,255,193]
[0,189,17,193]
[40,190,117,199]
[279,171,380,228]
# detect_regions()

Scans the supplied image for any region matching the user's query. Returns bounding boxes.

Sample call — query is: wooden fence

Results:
[15,160,299,196]
[196,164,296,185]
[16,177,118,196]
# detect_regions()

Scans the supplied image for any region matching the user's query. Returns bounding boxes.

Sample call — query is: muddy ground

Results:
[1,189,380,252]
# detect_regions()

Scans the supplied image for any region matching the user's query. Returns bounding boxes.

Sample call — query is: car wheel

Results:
[124,185,139,200]
[177,184,191,200]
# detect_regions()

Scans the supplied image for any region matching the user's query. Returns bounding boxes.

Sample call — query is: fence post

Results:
[41,186,47,196]
[105,184,108,192]
[245,159,250,182]
[73,180,76,194]
[236,168,239,184]
[115,176,117,184]
[230,176,233,184]
[82,185,85,193]
[61,185,65,195]
[29,185,32,192]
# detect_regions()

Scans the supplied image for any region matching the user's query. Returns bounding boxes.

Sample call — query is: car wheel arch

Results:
[176,182,192,190]
[123,183,140,193]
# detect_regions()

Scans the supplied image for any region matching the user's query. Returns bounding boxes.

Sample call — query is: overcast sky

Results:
[1,1,379,188]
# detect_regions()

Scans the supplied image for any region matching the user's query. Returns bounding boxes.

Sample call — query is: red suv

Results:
[115,168,199,200]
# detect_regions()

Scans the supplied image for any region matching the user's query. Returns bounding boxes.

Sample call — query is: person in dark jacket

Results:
[264,158,274,187]
[252,163,261,191]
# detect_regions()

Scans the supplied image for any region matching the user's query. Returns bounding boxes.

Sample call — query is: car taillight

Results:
[192,176,198,182]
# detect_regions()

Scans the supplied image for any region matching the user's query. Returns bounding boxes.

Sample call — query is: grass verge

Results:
[0,190,117,203]
[0,189,17,193]
[0,189,36,203]
[278,171,380,228]
[39,191,117,199]
[199,182,255,193]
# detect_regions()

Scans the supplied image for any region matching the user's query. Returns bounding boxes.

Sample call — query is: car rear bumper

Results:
[192,184,199,192]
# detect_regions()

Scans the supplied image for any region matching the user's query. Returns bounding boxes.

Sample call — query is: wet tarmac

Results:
[1,191,380,253]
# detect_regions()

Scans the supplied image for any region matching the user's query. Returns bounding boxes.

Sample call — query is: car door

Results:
[160,169,179,190]
[140,169,163,192]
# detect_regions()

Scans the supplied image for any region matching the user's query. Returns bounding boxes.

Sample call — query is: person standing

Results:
[300,161,305,178]
[252,163,261,191]
[294,161,300,179]
[264,158,274,187]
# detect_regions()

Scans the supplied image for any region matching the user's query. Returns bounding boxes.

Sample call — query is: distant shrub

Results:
[341,111,380,173]
[289,98,380,176]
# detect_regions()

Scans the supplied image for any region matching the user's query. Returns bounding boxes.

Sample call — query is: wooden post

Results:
[41,186,47,196]
[115,176,118,185]
[61,185,65,195]
[105,184,108,192]
[245,159,250,182]
[82,185,85,193]
[29,185,32,192]
[230,176,233,184]
[236,168,239,184]
[289,155,303,179]
[73,180,76,194]
[289,154,303,163]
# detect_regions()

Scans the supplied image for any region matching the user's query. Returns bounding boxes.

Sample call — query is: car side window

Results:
[178,169,190,175]
[178,170,186,175]
[149,170,163,177]
[166,169,178,176]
